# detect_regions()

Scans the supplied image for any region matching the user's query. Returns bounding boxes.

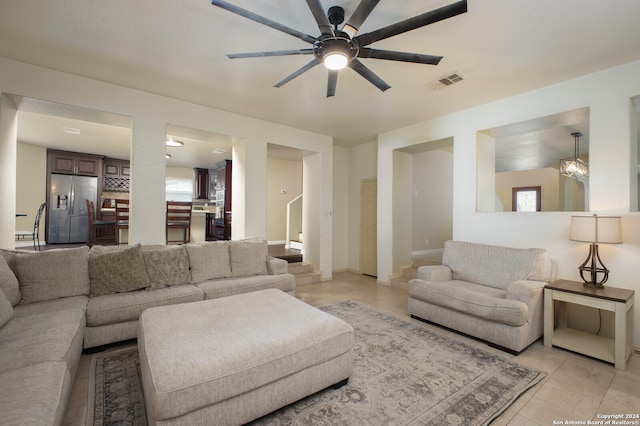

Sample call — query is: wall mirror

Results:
[477,107,590,212]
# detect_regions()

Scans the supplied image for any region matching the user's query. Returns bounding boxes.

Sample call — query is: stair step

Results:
[295,271,322,285]
[286,261,321,285]
[287,262,313,275]
[390,276,410,290]
[396,253,443,287]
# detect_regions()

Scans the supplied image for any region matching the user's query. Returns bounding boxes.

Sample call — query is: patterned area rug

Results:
[88,301,544,425]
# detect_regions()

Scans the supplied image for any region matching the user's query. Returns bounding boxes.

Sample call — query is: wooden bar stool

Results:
[115,199,130,245]
[86,199,115,247]
[166,201,192,244]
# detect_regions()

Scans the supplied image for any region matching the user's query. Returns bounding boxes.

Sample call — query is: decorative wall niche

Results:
[476,107,590,212]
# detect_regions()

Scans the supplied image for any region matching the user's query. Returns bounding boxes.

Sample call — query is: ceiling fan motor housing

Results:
[314,33,359,64]
[327,6,345,26]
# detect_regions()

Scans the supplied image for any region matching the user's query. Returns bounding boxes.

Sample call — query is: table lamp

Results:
[569,214,622,287]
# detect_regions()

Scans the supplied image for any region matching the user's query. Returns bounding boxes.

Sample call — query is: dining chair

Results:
[115,199,130,245]
[86,199,116,247]
[166,201,192,244]
[15,202,47,251]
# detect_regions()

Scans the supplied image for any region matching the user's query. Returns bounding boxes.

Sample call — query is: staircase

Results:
[268,243,321,285]
[287,261,322,285]
[390,252,442,289]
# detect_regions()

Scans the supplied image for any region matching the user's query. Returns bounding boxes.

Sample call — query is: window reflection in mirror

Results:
[476,107,590,212]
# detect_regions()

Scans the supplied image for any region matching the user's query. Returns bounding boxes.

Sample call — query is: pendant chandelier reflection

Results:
[560,132,588,178]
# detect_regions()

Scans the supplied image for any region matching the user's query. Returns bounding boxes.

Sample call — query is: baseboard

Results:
[268,240,286,245]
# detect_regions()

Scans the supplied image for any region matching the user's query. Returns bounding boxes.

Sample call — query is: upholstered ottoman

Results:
[138,289,354,426]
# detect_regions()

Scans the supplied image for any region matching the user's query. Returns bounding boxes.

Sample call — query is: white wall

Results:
[332,146,349,271]
[347,140,377,272]
[379,59,640,346]
[0,58,334,277]
[15,143,47,241]
[0,94,17,249]
[412,148,453,253]
[267,157,302,242]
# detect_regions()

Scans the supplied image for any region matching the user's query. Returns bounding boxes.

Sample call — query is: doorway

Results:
[360,179,377,277]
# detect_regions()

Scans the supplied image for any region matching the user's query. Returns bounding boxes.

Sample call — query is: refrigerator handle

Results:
[69,180,75,215]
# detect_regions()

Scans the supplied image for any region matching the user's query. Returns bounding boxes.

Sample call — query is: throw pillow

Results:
[0,256,21,306]
[185,241,231,284]
[0,288,13,328]
[229,238,268,277]
[14,246,90,304]
[142,245,191,289]
[89,243,150,297]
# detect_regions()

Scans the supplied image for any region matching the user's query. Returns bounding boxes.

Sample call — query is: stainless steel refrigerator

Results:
[48,174,98,244]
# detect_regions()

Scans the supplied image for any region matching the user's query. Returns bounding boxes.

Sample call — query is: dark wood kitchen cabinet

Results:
[104,159,130,177]
[194,168,210,200]
[48,149,102,176]
[103,158,130,192]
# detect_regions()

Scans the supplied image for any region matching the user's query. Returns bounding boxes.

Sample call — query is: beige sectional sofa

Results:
[408,240,555,353]
[0,239,295,426]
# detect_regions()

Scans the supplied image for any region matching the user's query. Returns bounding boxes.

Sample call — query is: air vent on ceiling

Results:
[429,72,466,90]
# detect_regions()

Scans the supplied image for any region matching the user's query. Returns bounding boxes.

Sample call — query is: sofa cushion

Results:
[0,248,31,272]
[89,243,150,297]
[0,256,20,306]
[86,284,204,327]
[409,279,528,326]
[12,295,89,319]
[13,246,90,304]
[442,240,553,290]
[229,239,268,277]
[0,289,13,328]
[185,241,231,284]
[0,308,85,374]
[197,274,296,300]
[0,362,70,426]
[142,245,191,289]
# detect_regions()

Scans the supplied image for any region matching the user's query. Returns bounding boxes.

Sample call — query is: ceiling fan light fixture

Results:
[324,51,348,70]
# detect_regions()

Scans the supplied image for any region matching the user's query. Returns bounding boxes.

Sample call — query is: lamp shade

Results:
[570,215,622,244]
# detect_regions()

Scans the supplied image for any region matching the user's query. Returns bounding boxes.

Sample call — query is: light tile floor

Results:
[64,271,640,425]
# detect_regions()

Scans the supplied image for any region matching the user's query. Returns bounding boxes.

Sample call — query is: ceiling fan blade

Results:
[274,58,322,88]
[348,59,391,92]
[358,48,442,65]
[343,0,380,39]
[211,0,317,44]
[354,0,467,47]
[227,49,314,59]
[327,70,338,97]
[306,0,332,35]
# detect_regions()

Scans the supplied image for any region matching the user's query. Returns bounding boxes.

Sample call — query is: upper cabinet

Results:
[216,159,232,189]
[103,158,130,192]
[48,149,102,176]
[194,168,210,200]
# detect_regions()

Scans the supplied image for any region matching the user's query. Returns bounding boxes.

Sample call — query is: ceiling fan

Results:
[210,0,468,97]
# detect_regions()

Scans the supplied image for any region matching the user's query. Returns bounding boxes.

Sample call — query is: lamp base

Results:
[578,243,609,287]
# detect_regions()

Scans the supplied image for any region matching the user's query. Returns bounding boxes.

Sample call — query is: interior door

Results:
[360,179,377,277]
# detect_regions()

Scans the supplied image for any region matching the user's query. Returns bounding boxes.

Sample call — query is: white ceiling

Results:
[2,0,639,167]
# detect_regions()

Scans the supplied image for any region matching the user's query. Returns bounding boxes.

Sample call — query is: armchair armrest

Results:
[417,265,452,281]
[267,256,288,275]
[507,280,546,334]
[506,280,546,304]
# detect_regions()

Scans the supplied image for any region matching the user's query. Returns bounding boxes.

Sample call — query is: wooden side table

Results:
[544,279,634,370]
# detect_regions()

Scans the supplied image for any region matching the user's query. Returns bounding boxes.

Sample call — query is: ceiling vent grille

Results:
[429,72,466,90]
